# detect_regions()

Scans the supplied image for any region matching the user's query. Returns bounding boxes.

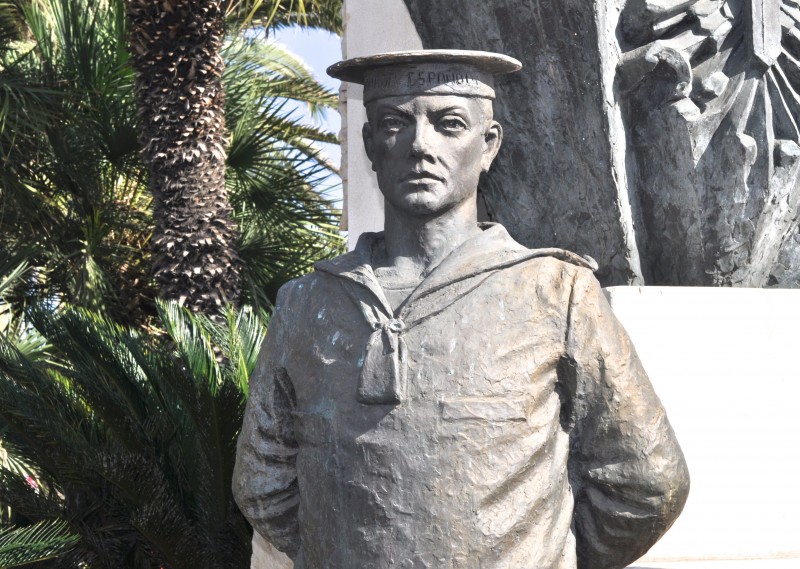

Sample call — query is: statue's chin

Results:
[382,182,480,220]
[383,186,444,217]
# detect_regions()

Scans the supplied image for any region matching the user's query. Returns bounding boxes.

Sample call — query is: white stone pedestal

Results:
[251,532,291,569]
[606,287,800,567]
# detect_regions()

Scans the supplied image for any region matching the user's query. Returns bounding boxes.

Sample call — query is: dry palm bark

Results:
[127,0,243,317]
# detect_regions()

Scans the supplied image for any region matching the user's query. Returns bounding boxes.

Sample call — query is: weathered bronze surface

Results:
[401,0,800,289]
[233,50,690,569]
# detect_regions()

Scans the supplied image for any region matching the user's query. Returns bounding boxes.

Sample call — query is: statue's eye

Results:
[380,116,405,132]
[439,117,467,132]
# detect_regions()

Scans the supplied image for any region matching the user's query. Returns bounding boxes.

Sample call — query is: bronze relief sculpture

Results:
[233,50,689,569]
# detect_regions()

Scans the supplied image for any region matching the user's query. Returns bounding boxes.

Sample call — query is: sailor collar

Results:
[314,223,597,405]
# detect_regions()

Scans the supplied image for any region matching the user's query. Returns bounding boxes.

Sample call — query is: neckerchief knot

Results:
[358,315,408,404]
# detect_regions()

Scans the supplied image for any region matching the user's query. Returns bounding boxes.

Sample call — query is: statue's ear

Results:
[481,121,503,173]
[362,122,376,171]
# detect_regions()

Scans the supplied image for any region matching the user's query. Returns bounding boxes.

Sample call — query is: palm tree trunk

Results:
[127,0,243,317]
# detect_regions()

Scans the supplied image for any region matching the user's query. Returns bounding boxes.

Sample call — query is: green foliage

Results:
[0,299,267,567]
[0,520,79,568]
[224,34,343,306]
[1,0,343,328]
[1,0,345,566]
[1,0,158,327]
[225,0,342,33]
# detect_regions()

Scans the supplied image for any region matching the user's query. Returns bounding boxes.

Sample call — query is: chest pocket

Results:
[440,396,531,422]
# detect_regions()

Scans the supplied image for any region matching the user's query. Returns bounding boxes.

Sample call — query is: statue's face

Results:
[363,94,502,217]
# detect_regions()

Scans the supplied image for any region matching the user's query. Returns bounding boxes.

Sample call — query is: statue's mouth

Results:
[402,171,444,183]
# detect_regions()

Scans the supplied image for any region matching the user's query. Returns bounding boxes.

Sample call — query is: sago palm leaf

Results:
[1,301,264,566]
[0,464,63,529]
[0,251,30,326]
[154,301,257,540]
[218,303,266,394]
[0,435,36,480]
[0,331,102,488]
[0,519,79,568]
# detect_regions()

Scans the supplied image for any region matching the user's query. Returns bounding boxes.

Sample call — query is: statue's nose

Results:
[409,123,434,159]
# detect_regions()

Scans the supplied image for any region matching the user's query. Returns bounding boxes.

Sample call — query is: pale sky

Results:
[272,26,343,207]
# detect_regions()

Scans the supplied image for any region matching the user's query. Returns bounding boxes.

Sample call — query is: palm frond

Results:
[3,0,342,327]
[225,0,342,33]
[221,304,266,395]
[27,305,154,454]
[0,251,29,300]
[0,329,100,483]
[2,0,337,564]
[0,464,63,523]
[224,35,338,120]
[0,72,64,140]
[158,300,223,391]
[0,519,79,567]
[221,33,344,307]
[0,0,154,328]
[0,2,23,52]
[1,300,265,566]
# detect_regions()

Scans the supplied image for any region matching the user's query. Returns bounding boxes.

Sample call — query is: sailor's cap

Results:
[327,49,522,104]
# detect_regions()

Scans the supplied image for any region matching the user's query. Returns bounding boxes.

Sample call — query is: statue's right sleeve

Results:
[233,287,300,559]
[562,267,690,569]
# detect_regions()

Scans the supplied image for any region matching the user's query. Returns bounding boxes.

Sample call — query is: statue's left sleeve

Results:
[232,286,301,559]
[561,268,690,569]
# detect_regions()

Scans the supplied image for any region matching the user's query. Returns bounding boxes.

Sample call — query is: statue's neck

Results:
[376,199,481,281]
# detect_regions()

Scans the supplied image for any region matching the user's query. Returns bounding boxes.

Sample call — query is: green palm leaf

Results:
[222,34,344,310]
[225,0,342,32]
[3,0,343,326]
[0,2,23,52]
[1,0,155,327]
[224,35,338,120]
[1,299,265,566]
[2,0,341,565]
[0,520,79,568]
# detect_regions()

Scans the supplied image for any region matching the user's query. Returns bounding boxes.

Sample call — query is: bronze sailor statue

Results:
[233,49,689,569]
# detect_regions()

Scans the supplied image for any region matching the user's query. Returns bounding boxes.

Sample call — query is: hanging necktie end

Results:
[356,319,408,405]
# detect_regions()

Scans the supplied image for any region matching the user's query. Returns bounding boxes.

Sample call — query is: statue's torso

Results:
[234,224,690,569]
[282,250,580,568]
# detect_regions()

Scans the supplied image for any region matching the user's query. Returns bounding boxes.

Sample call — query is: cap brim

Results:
[327,49,522,84]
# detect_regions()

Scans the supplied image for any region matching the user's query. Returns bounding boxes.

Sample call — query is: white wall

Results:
[251,533,291,569]
[340,0,421,248]
[607,287,800,566]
